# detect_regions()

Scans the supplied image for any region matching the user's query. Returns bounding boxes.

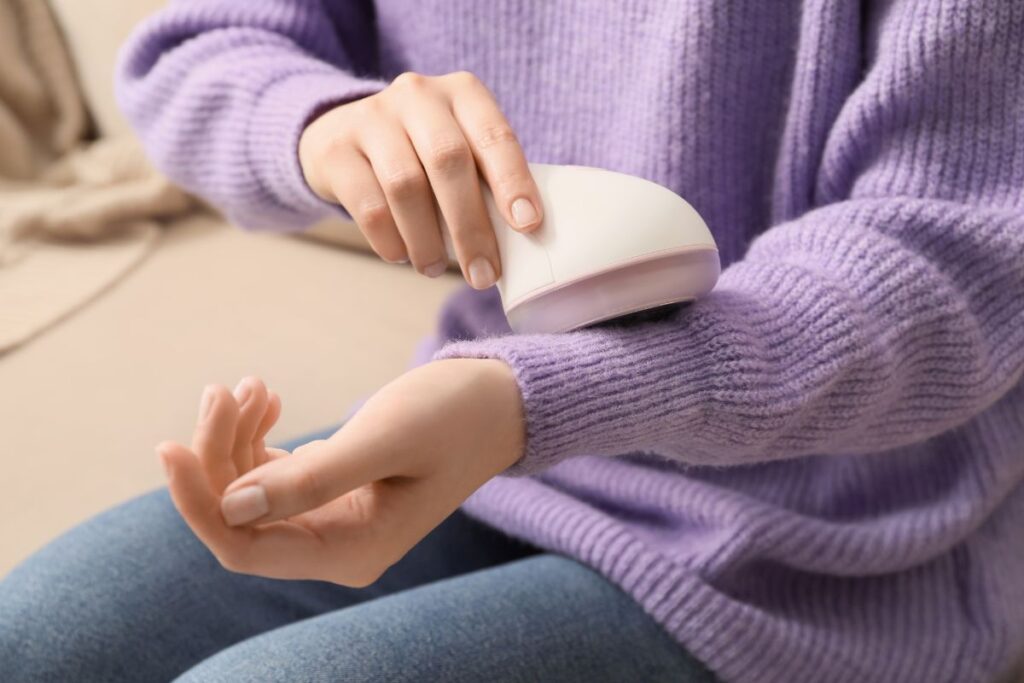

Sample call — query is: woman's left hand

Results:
[156,358,525,586]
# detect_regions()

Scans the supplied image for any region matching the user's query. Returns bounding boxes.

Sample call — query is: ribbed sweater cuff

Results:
[247,70,386,229]
[431,317,721,477]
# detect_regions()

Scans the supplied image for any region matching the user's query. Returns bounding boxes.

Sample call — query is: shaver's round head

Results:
[442,163,720,334]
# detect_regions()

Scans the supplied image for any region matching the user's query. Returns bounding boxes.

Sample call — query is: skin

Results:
[157,359,525,587]
[158,70,534,585]
[298,70,545,289]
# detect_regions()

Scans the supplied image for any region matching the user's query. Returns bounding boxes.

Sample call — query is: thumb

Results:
[218,431,397,526]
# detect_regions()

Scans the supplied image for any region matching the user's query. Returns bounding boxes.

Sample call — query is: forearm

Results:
[114,0,387,230]
[437,197,1024,475]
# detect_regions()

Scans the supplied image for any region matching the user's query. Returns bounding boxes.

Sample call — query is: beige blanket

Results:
[0,0,194,354]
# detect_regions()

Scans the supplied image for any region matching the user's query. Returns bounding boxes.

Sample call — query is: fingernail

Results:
[467,256,496,289]
[233,378,252,406]
[423,260,448,278]
[221,485,269,526]
[199,386,214,421]
[511,198,538,229]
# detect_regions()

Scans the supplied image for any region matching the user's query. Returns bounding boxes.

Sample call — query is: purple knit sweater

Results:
[116,2,1024,681]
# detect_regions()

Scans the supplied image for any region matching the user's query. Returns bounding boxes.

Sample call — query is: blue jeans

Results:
[0,428,716,682]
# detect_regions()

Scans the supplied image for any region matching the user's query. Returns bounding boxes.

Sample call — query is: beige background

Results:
[0,215,460,576]
[0,0,464,577]
[49,0,166,137]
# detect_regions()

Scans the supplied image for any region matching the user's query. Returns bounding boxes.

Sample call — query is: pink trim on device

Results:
[506,247,720,334]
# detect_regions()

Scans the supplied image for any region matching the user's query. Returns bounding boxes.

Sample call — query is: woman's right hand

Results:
[298,71,544,290]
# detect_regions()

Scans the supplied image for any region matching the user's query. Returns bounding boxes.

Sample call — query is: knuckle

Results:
[346,487,378,526]
[474,124,519,151]
[322,136,351,162]
[292,466,327,507]
[424,138,472,174]
[490,167,533,194]
[379,166,426,198]
[357,201,393,231]
[392,71,425,90]
[357,94,386,117]
[446,70,479,87]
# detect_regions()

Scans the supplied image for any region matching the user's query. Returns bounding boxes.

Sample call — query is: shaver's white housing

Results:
[442,163,720,334]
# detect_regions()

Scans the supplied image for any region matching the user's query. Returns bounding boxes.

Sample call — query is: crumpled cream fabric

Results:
[0,0,195,353]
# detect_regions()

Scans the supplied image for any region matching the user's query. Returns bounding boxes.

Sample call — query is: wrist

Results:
[466,358,527,474]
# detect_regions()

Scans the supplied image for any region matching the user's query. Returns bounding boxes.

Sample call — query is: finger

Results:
[359,118,448,278]
[402,94,499,290]
[157,441,249,555]
[254,390,281,444]
[158,441,335,581]
[219,428,401,527]
[231,377,268,475]
[325,150,408,264]
[444,72,543,233]
[192,385,239,494]
[251,391,282,467]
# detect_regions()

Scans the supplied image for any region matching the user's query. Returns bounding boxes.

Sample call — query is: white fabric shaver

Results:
[441,163,720,334]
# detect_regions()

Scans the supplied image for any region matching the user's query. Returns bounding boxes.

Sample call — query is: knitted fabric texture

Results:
[116,2,1024,681]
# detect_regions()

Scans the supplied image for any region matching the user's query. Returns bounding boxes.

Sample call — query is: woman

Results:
[2,1,1023,681]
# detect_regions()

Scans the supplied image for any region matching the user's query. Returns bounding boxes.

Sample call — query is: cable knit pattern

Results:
[117,2,1024,681]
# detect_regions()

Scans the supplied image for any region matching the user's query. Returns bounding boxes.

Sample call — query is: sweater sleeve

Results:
[114,0,388,231]
[434,1,1024,477]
